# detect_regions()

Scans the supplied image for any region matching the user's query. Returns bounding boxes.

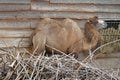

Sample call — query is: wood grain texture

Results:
[0,0,31,3]
[0,4,30,11]
[0,30,33,38]
[32,1,120,13]
[0,11,120,19]
[50,0,120,4]
[0,20,38,29]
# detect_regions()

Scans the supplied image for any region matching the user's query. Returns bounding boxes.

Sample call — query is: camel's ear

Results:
[89,16,98,22]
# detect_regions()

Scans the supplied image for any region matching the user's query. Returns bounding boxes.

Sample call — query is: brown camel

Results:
[32,16,107,58]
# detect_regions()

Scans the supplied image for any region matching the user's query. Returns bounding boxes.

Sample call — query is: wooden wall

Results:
[0,0,119,68]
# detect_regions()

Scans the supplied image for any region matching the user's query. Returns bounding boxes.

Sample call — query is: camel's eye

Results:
[89,20,98,26]
[94,21,98,25]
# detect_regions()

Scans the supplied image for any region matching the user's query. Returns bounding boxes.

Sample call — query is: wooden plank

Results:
[0,11,120,20]
[0,30,33,38]
[0,38,31,47]
[0,0,31,4]
[0,20,38,29]
[32,1,120,13]
[50,0,120,4]
[36,0,49,1]
[0,19,86,29]
[0,4,30,11]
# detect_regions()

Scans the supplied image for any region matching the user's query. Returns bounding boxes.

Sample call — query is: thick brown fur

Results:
[32,16,103,57]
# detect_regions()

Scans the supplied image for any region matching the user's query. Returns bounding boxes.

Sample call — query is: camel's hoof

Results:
[73,54,78,59]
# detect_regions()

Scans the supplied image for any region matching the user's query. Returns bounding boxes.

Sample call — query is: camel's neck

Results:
[82,22,100,51]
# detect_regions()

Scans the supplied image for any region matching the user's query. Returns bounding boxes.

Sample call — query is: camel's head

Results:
[88,16,107,30]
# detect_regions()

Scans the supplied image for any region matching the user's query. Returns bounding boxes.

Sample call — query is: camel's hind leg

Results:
[32,32,46,55]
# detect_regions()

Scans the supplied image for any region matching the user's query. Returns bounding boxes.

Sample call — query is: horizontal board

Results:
[0,4,30,11]
[50,0,120,4]
[0,11,120,20]
[32,1,120,13]
[0,20,38,28]
[0,30,33,38]
[0,19,86,28]
[0,0,31,3]
[0,38,31,47]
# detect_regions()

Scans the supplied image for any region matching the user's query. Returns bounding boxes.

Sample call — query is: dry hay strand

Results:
[0,39,120,80]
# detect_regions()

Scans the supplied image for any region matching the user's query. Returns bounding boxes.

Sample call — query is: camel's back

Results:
[35,18,63,32]
[63,18,84,42]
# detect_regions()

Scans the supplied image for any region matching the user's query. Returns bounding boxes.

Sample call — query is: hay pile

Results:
[100,28,120,53]
[0,40,120,80]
